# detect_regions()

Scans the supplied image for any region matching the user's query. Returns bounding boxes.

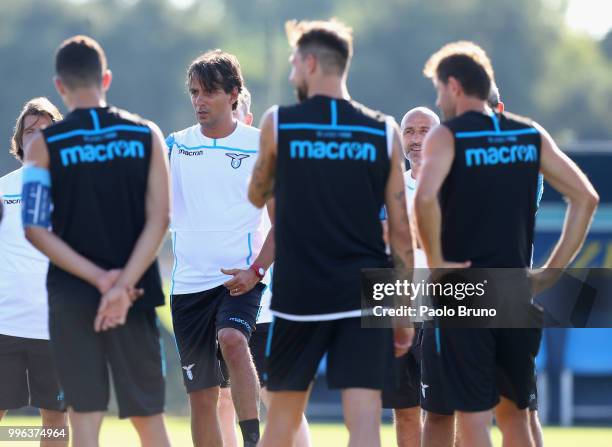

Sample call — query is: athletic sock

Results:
[239,418,260,447]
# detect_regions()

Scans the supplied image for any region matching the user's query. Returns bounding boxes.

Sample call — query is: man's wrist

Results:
[92,267,108,291]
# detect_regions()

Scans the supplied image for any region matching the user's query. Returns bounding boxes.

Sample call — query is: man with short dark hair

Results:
[167,50,273,447]
[415,40,598,447]
[22,35,171,447]
[0,97,67,447]
[248,19,415,447]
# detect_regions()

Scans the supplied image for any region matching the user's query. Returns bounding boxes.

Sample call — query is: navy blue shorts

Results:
[171,283,263,392]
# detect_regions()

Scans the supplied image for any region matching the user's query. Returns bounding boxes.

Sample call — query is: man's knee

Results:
[457,410,492,430]
[218,328,248,361]
[189,387,220,412]
[395,407,420,426]
[424,411,453,428]
[495,399,529,430]
[343,390,381,428]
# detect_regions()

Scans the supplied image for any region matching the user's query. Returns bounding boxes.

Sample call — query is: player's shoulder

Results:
[237,120,261,138]
[107,106,149,127]
[500,111,537,130]
[167,124,200,145]
[441,112,472,129]
[230,121,260,151]
[347,99,388,125]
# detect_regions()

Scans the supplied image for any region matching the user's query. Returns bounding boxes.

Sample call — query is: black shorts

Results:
[382,330,422,409]
[249,322,270,387]
[266,316,394,392]
[420,327,541,415]
[171,283,263,392]
[48,281,165,419]
[0,334,65,412]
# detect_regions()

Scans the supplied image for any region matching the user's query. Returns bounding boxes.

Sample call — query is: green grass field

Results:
[3,416,612,446]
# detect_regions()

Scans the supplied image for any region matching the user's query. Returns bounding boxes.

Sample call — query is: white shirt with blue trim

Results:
[167,121,269,295]
[0,168,50,339]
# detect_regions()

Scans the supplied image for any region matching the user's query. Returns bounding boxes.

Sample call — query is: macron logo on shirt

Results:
[60,140,145,166]
[465,144,538,167]
[290,140,377,162]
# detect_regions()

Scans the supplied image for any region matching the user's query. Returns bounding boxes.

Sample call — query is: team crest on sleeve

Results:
[225,153,250,169]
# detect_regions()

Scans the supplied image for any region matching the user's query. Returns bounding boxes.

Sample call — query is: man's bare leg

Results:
[529,410,544,447]
[342,388,382,447]
[422,411,454,447]
[218,328,260,445]
[218,387,239,447]
[189,387,223,447]
[40,409,68,447]
[494,397,534,447]
[261,388,311,447]
[456,410,493,447]
[130,414,171,447]
[68,410,104,447]
[259,390,309,447]
[218,328,260,420]
[394,407,421,447]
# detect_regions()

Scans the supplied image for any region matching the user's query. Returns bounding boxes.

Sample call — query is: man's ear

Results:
[53,76,65,96]
[447,76,462,96]
[102,69,112,91]
[305,53,318,75]
[230,87,239,108]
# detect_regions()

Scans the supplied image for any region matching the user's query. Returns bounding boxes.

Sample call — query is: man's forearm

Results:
[115,215,169,288]
[389,227,414,275]
[415,197,443,267]
[544,200,597,268]
[25,227,104,286]
[252,227,275,270]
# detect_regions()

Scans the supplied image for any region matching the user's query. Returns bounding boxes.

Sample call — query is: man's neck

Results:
[200,117,237,140]
[455,96,487,117]
[65,89,106,111]
[307,77,350,100]
[411,169,419,180]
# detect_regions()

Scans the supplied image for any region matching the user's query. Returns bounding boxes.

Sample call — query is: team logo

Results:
[183,363,196,381]
[225,153,250,169]
[421,382,430,398]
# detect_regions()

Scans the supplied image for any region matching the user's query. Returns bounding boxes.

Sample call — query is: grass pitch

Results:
[3,415,612,446]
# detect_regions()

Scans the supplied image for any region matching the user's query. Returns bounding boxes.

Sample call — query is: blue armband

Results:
[22,166,52,228]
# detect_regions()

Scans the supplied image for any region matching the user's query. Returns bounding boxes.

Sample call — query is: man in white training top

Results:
[166,50,273,447]
[0,97,67,446]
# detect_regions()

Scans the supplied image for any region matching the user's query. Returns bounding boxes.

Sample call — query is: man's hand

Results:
[529,268,563,296]
[221,268,259,296]
[94,285,140,332]
[393,327,415,357]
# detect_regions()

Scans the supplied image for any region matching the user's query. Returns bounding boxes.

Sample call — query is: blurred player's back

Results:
[273,96,393,318]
